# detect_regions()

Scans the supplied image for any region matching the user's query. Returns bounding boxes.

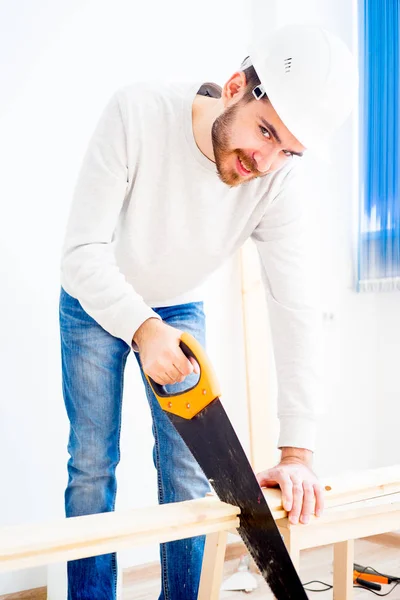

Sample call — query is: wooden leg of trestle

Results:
[197,530,228,600]
[279,524,301,573]
[333,539,354,600]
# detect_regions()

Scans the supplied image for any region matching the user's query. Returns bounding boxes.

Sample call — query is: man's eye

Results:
[283,150,294,158]
[259,126,271,139]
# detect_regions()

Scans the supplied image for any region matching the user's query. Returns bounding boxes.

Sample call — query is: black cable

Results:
[356,564,400,583]
[302,563,400,596]
[355,564,400,595]
[353,581,400,596]
[303,580,400,596]
[303,579,333,592]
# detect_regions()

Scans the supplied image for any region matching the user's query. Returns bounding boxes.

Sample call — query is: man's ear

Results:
[221,71,247,107]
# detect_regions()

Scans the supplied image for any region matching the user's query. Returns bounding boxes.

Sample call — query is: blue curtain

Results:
[358,0,400,292]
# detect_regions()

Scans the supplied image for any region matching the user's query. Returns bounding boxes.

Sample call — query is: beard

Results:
[211,102,262,187]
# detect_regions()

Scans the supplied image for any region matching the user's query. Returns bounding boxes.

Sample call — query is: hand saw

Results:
[145,331,308,599]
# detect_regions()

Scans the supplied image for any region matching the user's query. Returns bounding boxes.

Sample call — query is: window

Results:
[358,0,400,292]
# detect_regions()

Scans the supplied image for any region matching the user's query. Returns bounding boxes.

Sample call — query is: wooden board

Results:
[277,493,400,549]
[261,465,400,516]
[0,498,239,573]
[239,241,279,473]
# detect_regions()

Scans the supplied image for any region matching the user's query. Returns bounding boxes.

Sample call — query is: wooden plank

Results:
[239,241,279,473]
[207,489,286,522]
[321,465,400,506]
[333,540,354,600]
[322,491,400,519]
[260,465,400,515]
[0,498,240,573]
[198,530,228,599]
[0,589,46,600]
[277,492,400,531]
[277,506,400,549]
[222,472,400,533]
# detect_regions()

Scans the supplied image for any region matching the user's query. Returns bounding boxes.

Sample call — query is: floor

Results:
[2,533,399,599]
[123,533,400,600]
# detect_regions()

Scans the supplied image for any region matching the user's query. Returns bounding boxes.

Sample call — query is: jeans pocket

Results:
[59,287,97,331]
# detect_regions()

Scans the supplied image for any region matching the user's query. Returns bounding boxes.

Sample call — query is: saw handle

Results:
[353,570,389,585]
[355,578,382,591]
[145,331,221,419]
[147,337,200,399]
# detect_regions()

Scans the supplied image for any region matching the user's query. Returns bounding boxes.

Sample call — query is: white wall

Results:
[273,0,379,476]
[253,0,400,475]
[376,295,400,464]
[0,1,251,594]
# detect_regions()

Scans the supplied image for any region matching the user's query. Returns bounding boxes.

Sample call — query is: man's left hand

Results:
[256,447,324,525]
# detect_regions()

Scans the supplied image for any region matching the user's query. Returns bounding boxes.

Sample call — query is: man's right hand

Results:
[133,318,199,385]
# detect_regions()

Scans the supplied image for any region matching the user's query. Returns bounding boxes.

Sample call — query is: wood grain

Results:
[0,498,239,573]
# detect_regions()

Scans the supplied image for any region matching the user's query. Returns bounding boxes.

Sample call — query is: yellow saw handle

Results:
[144,331,221,419]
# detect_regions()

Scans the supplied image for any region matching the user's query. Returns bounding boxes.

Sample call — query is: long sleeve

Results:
[251,167,323,452]
[60,89,161,348]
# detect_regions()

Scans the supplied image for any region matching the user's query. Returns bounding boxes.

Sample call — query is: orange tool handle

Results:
[353,570,389,584]
[144,331,221,419]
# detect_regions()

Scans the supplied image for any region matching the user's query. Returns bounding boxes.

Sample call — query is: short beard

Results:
[211,101,261,187]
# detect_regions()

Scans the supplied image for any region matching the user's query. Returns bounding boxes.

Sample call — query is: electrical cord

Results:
[355,564,400,583]
[302,579,333,592]
[353,564,400,597]
[353,581,400,596]
[302,564,400,596]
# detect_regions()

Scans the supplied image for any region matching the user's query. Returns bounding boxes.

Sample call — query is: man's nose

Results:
[253,147,280,173]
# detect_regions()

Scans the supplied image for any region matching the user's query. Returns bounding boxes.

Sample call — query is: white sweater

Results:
[60,81,322,451]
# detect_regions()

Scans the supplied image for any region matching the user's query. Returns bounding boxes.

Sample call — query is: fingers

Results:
[299,481,315,524]
[277,474,293,513]
[151,368,180,386]
[165,365,186,384]
[174,348,194,377]
[149,362,189,385]
[256,468,293,512]
[188,356,200,374]
[256,471,272,488]
[151,352,199,386]
[288,477,324,524]
[314,483,325,517]
[257,465,323,525]
[289,477,304,524]
[172,351,201,380]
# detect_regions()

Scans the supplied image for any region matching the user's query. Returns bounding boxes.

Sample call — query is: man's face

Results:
[211,95,306,187]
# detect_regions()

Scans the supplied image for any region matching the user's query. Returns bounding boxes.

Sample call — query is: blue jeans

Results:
[59,287,210,600]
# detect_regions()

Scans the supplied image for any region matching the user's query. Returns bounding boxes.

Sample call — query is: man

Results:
[59,24,357,599]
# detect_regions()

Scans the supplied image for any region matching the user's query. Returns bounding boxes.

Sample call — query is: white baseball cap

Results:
[243,24,358,157]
